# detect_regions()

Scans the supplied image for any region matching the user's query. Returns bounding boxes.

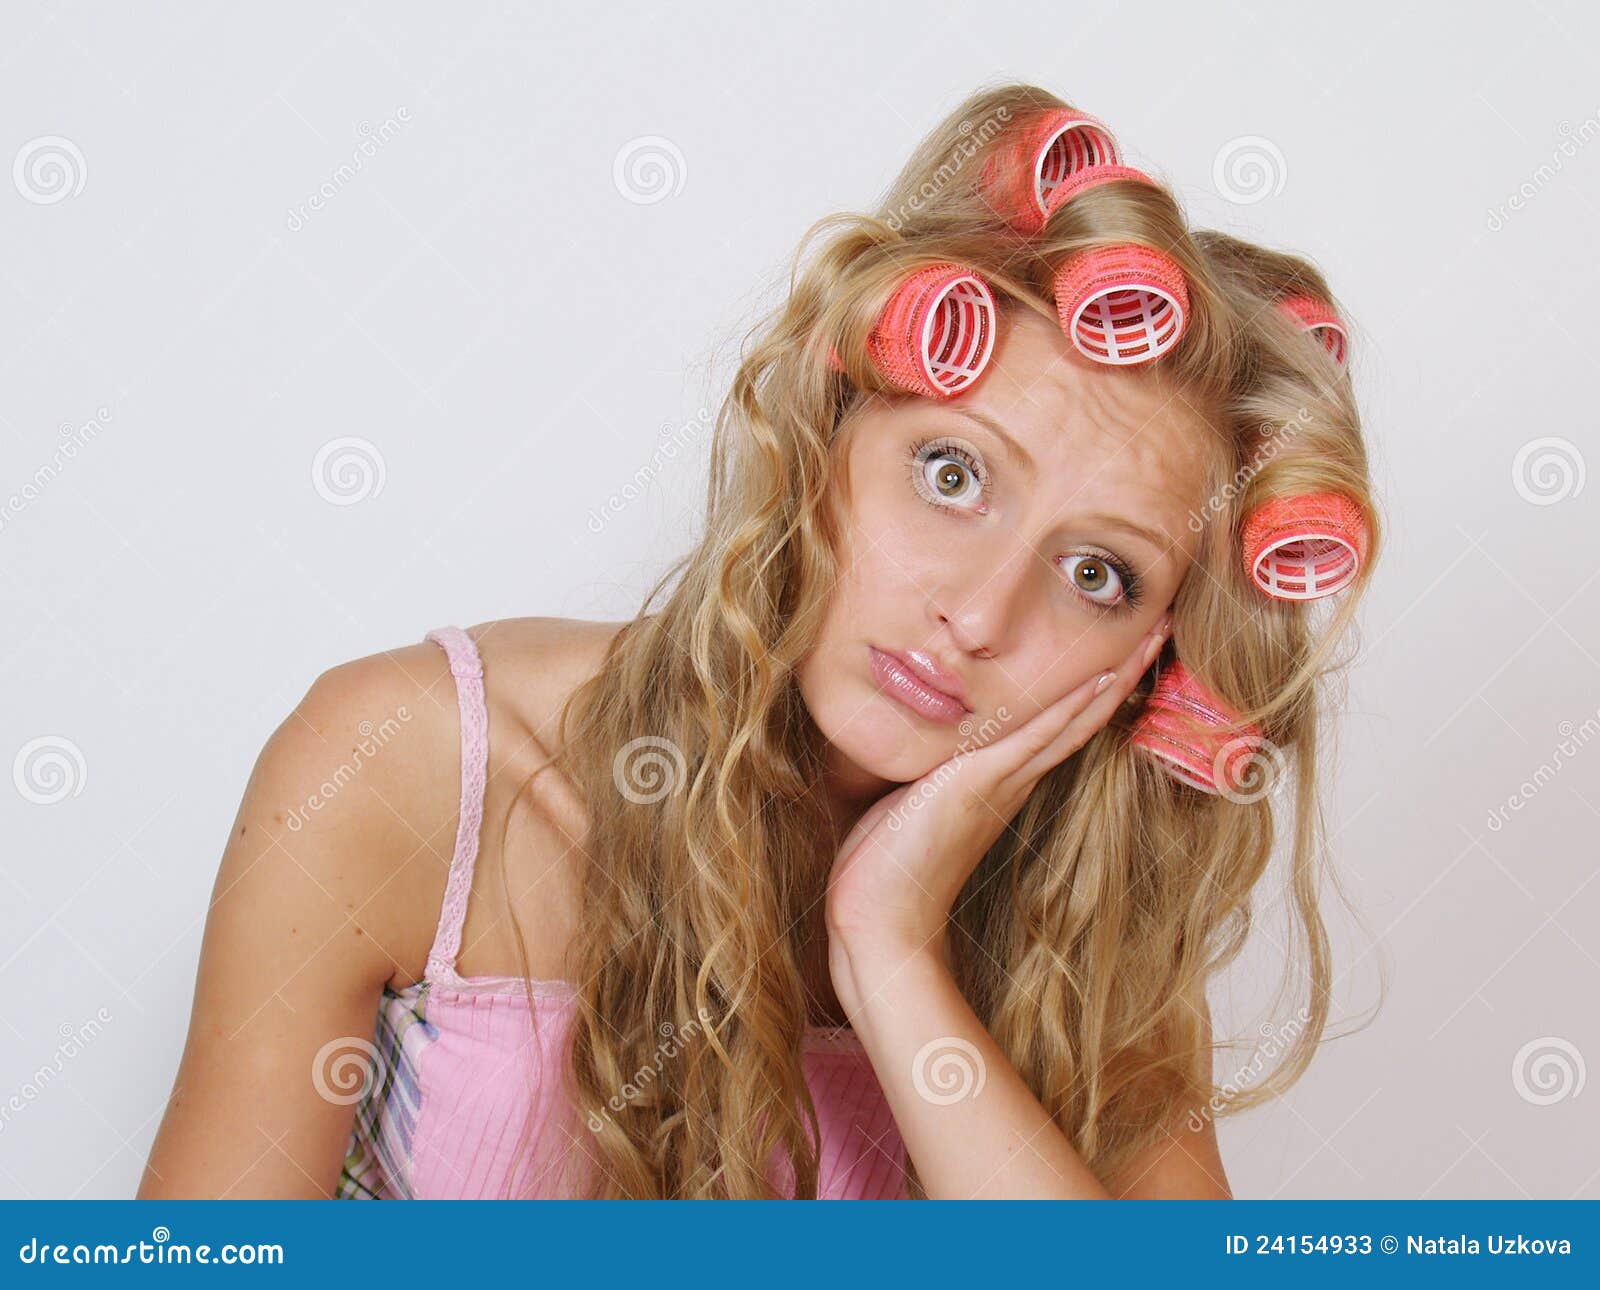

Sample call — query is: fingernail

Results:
[1143,633,1165,668]
[1094,670,1117,693]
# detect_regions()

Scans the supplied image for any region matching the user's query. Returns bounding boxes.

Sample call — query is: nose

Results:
[929,537,1037,660]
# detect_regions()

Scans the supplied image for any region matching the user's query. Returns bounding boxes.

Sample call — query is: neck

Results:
[815,741,897,847]
[792,738,898,1029]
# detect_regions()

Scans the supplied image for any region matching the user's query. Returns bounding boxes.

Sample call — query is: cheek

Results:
[1005,638,1106,721]
[829,494,930,608]
[794,631,932,779]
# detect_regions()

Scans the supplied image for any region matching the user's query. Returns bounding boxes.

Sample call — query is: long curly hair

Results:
[489,80,1385,1198]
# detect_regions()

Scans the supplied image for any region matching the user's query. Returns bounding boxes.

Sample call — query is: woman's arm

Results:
[832,931,1231,1200]
[138,651,451,1198]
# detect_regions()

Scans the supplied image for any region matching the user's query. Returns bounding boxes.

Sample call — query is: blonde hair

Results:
[493,80,1384,1198]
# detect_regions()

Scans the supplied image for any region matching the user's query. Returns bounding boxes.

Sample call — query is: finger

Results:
[954,618,1167,803]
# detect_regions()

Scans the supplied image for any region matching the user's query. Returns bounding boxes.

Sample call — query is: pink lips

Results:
[869,646,972,725]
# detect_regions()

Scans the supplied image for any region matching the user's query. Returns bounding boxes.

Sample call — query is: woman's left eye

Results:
[908,437,988,510]
[1060,553,1137,609]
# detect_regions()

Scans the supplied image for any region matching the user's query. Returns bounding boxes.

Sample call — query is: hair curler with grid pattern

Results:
[1240,490,1369,601]
[1279,294,1349,366]
[826,262,998,399]
[980,108,1122,235]
[1038,165,1191,367]
[1130,658,1266,796]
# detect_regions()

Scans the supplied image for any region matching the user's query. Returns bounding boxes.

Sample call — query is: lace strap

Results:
[422,625,488,979]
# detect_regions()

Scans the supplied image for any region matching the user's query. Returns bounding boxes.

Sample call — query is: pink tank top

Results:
[337,625,909,1199]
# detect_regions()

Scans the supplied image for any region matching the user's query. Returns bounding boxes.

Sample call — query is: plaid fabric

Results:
[335,981,438,1200]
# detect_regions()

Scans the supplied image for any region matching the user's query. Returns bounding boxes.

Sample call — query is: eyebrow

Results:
[1074,511,1174,558]
[943,408,1173,559]
[947,407,1037,477]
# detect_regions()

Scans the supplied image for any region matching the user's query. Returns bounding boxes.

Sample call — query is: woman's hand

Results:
[824,613,1171,984]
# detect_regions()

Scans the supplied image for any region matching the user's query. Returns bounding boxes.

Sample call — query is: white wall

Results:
[1,0,1595,1198]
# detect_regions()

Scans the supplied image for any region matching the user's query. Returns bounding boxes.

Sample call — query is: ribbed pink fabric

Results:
[383,625,909,1199]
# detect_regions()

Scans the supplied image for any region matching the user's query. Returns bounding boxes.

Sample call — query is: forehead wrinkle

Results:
[951,315,1214,566]
[1013,381,1209,567]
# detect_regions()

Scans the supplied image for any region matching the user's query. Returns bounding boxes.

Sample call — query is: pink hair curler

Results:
[1037,162,1158,224]
[834,262,998,399]
[1240,490,1369,601]
[1052,243,1190,366]
[980,108,1122,234]
[1279,294,1349,366]
[1038,165,1190,366]
[1131,659,1265,796]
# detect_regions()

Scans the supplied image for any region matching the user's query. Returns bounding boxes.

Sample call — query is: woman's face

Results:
[796,308,1219,796]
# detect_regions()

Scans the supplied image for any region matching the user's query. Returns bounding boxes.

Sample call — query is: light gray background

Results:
[1,1,1595,1200]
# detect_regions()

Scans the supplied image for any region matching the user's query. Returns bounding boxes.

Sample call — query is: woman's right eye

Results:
[909,437,988,511]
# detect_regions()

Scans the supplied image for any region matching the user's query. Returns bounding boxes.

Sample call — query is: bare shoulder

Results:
[464,614,630,759]
[142,619,635,1197]
[279,615,631,990]
[140,631,480,1196]
[271,632,489,987]
[432,615,632,982]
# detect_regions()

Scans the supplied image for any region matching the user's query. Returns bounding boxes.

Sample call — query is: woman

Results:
[139,81,1380,1199]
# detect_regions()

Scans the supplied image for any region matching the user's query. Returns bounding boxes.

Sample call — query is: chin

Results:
[804,672,960,785]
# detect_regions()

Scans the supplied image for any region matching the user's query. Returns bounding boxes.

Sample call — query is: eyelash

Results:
[905,434,1146,617]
